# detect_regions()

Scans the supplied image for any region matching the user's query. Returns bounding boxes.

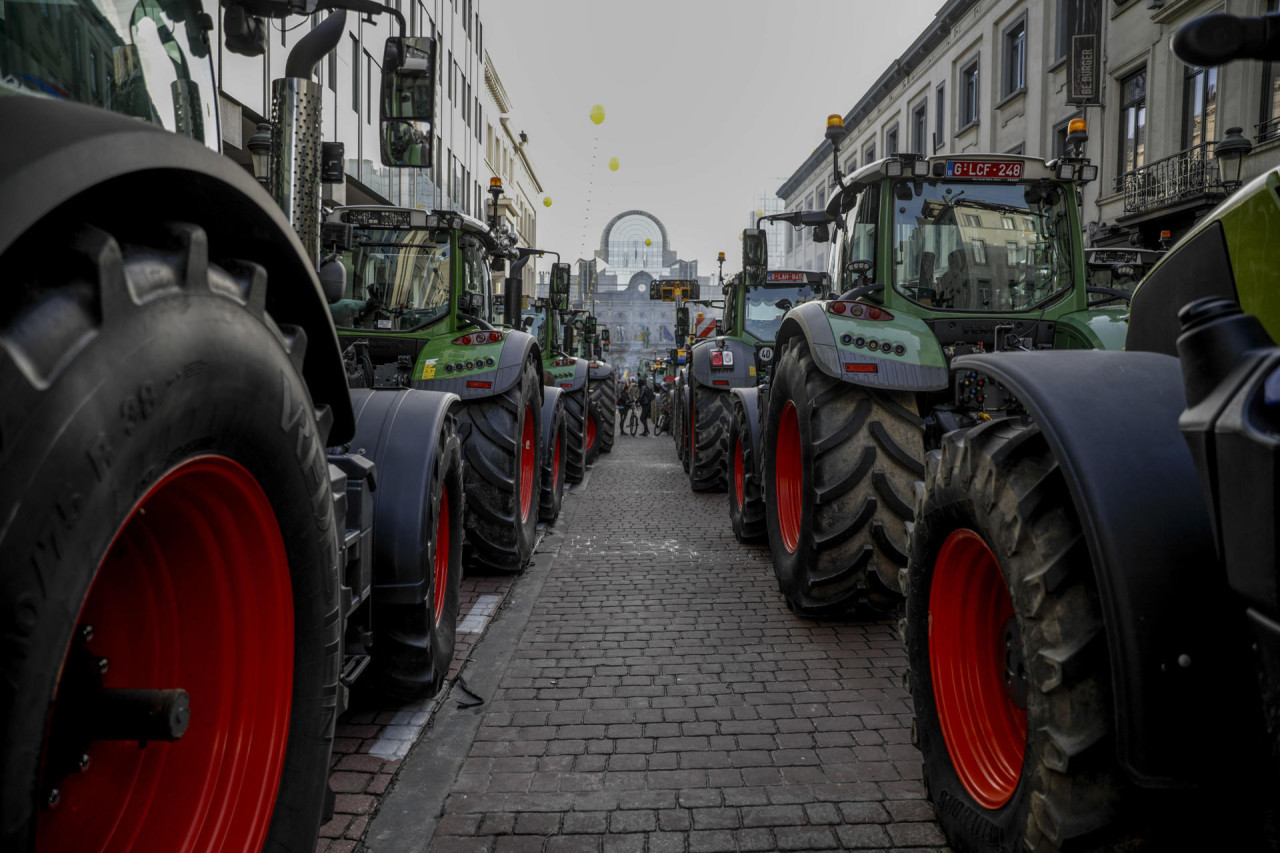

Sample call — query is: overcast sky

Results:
[483,0,943,281]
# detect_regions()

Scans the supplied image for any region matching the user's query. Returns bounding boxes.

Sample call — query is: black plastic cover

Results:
[953,350,1252,787]
[1128,222,1238,357]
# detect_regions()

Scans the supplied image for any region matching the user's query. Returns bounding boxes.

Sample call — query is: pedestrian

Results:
[638,381,654,436]
[617,382,631,436]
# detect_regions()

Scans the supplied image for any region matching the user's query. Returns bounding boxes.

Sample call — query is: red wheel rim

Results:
[37,456,293,853]
[734,435,745,510]
[586,411,597,452]
[775,401,802,553]
[432,489,451,628]
[553,432,562,491]
[929,529,1027,810]
[519,405,535,522]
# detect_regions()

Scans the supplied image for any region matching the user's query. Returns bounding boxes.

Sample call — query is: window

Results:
[816,186,826,209]
[351,35,359,112]
[961,58,980,129]
[1183,65,1218,149]
[843,184,879,286]
[448,51,453,101]
[935,83,945,149]
[1004,20,1026,97]
[963,214,981,228]
[1055,0,1068,61]
[912,100,928,154]
[971,239,988,265]
[1118,68,1147,178]
[885,125,899,156]
[328,48,337,93]
[1263,0,1280,140]
[365,51,373,124]
[863,142,876,164]
[1001,216,1016,229]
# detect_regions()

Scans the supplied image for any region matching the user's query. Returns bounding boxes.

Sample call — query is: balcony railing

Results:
[1115,142,1228,215]
[1258,116,1280,143]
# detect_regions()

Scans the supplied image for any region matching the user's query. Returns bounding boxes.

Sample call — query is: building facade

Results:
[483,52,543,300]
[215,0,536,250]
[778,0,1280,260]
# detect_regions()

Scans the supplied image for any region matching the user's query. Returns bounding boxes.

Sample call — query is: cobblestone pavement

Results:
[341,430,951,852]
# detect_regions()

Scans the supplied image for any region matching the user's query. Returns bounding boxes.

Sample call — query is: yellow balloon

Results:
[644,238,652,247]
[608,157,620,171]
[755,208,764,218]
[589,104,606,125]
[543,196,553,207]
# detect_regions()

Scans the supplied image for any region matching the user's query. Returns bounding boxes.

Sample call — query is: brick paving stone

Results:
[352,441,950,852]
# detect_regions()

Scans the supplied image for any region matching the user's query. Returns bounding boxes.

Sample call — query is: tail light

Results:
[828,301,894,321]
[553,358,576,367]
[453,331,505,345]
[710,350,735,367]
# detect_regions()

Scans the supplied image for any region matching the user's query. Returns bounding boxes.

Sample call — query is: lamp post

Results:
[1215,126,1253,191]
[246,122,272,188]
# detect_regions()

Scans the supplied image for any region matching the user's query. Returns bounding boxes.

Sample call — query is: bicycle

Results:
[627,402,640,436]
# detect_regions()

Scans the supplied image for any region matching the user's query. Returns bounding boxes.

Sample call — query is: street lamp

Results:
[1215,126,1253,191]
[246,122,272,188]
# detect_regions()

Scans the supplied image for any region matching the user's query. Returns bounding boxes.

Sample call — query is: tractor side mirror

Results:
[380,36,435,168]
[743,229,767,287]
[601,328,611,344]
[551,263,571,296]
[585,316,598,336]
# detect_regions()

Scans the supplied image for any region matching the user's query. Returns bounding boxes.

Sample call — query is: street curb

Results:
[362,470,590,852]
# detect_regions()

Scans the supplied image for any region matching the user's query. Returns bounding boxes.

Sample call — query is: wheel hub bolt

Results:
[79,754,92,773]
[78,624,94,644]
[97,657,110,676]
[46,789,60,810]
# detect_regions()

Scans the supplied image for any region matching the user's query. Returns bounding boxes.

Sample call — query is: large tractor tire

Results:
[539,392,567,523]
[591,373,616,454]
[727,396,766,543]
[904,418,1143,853]
[689,381,731,492]
[563,386,597,484]
[675,377,691,473]
[0,222,339,852]
[369,418,464,700]
[763,338,923,616]
[456,358,541,572]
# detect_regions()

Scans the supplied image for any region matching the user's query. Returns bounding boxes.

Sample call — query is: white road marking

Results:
[457,594,503,634]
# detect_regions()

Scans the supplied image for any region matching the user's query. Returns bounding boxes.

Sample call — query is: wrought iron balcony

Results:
[1115,142,1229,216]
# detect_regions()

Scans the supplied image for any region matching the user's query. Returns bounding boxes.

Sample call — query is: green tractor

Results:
[649,280,700,469]
[328,202,547,574]
[0,1,467,849]
[733,118,1117,617]
[901,14,1280,851]
[562,311,613,457]
[518,261,595,493]
[710,267,829,535]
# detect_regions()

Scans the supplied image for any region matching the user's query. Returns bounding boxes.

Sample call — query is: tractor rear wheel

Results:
[905,418,1137,853]
[763,338,922,616]
[369,417,464,699]
[0,221,339,852]
[539,395,567,523]
[689,381,730,492]
[457,358,541,572]
[591,373,616,454]
[563,386,595,484]
[675,377,691,472]
[727,396,766,543]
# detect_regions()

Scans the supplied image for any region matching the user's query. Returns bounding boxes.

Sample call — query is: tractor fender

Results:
[729,386,762,475]
[0,97,355,443]
[1054,307,1129,351]
[415,330,541,399]
[776,301,949,392]
[953,350,1255,788]
[539,385,565,450]
[587,359,613,381]
[348,387,460,606]
[544,356,588,393]
[691,337,756,389]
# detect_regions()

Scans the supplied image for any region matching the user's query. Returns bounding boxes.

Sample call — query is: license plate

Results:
[946,160,1023,179]
[767,272,807,282]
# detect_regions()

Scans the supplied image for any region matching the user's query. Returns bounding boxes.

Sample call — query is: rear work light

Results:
[710,350,735,367]
[845,364,879,373]
[453,331,504,345]
[828,301,894,321]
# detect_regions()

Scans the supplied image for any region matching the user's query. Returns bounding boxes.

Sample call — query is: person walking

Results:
[618,382,629,434]
[638,381,654,436]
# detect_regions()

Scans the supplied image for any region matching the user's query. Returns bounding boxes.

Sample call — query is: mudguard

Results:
[415,330,540,399]
[776,301,949,392]
[1055,308,1129,351]
[691,337,756,389]
[539,385,565,459]
[729,386,762,477]
[954,350,1255,788]
[0,97,355,443]
[587,359,613,381]
[544,355,589,393]
[349,387,460,606]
